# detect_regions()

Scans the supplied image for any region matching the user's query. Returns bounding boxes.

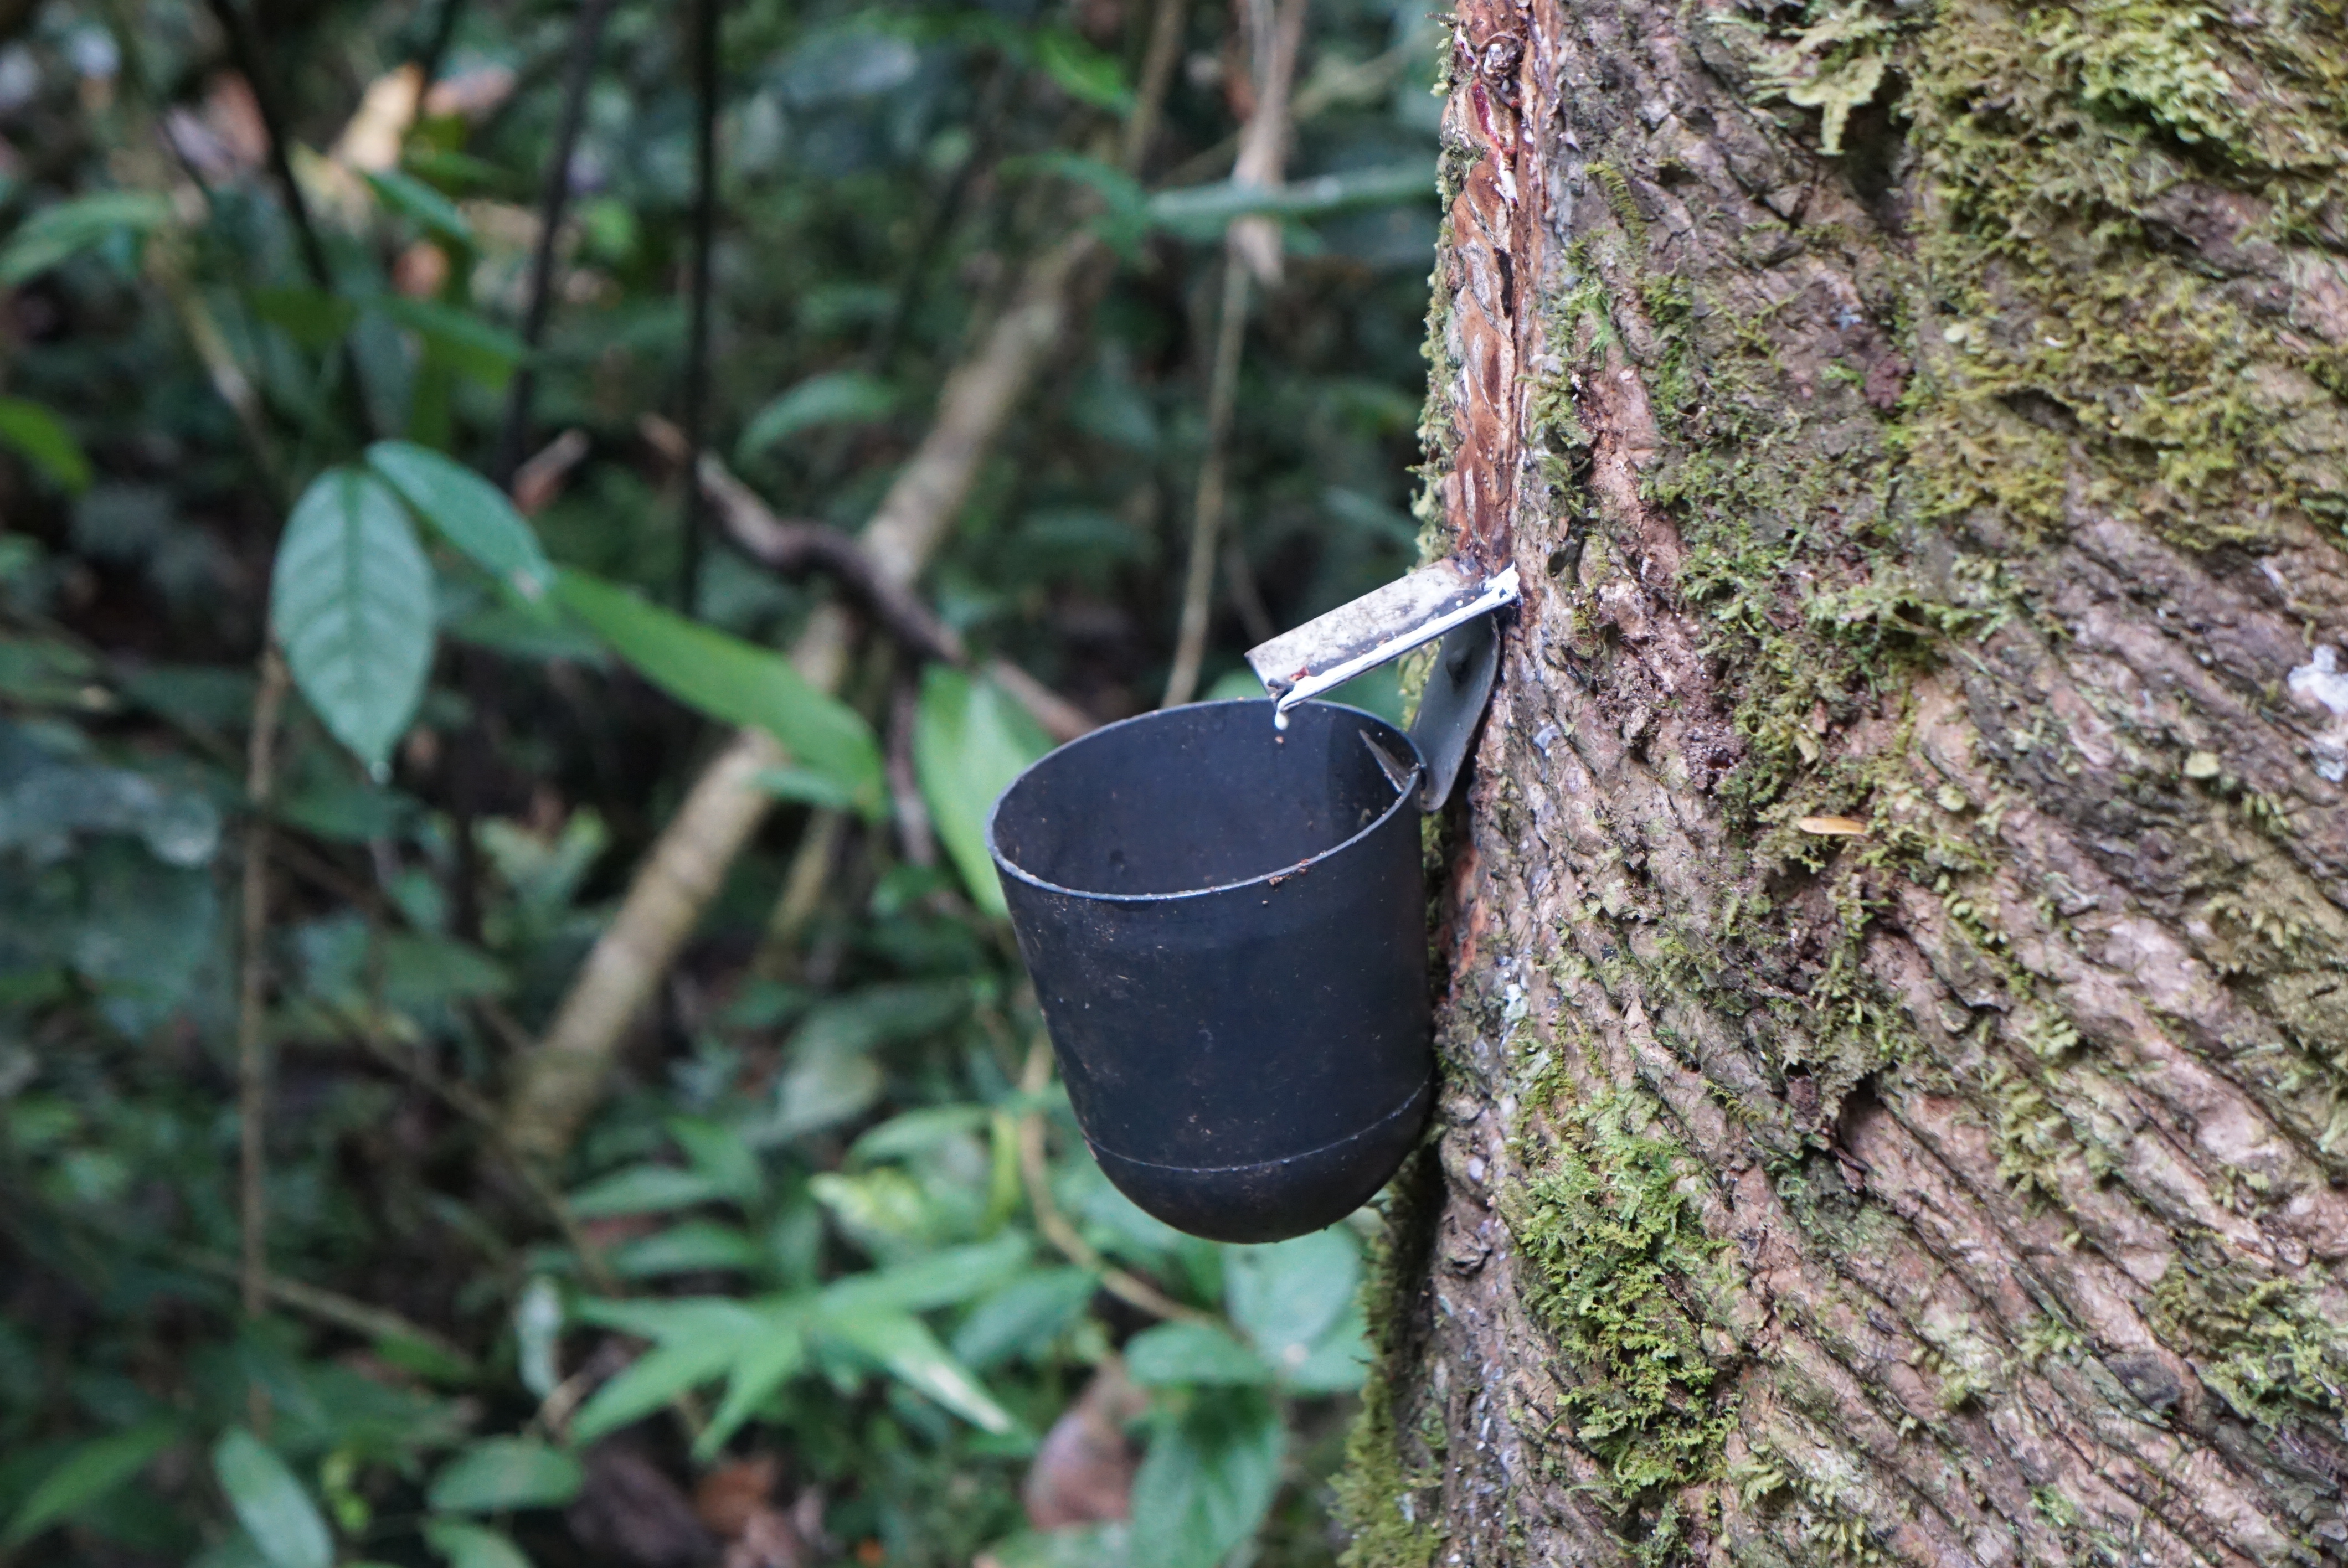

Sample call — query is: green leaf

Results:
[1123,1322,1275,1388]
[1129,1395,1284,1568]
[750,764,865,811]
[814,1308,1013,1432]
[374,297,528,390]
[950,1269,1101,1370]
[0,398,91,493]
[1223,1227,1358,1370]
[426,1438,584,1514]
[2,1421,176,1546]
[364,441,554,601]
[364,169,473,245]
[554,570,882,814]
[912,666,1051,916]
[0,190,173,284]
[1281,1299,1370,1394]
[697,1328,806,1461]
[269,468,435,778]
[424,1519,532,1568]
[668,1116,765,1205]
[848,1103,991,1165]
[212,1428,333,1568]
[567,1334,747,1444]
[248,287,361,350]
[1036,29,1132,112]
[609,1220,766,1278]
[567,1163,727,1219]
[820,1234,1032,1316]
[736,370,898,462]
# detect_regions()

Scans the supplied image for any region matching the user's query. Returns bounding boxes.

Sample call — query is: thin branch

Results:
[493,0,620,487]
[414,0,468,96]
[169,1244,475,1364]
[1160,256,1250,707]
[200,0,377,438]
[677,0,723,610]
[1120,0,1192,175]
[887,677,938,868]
[238,648,289,1321]
[642,413,1097,742]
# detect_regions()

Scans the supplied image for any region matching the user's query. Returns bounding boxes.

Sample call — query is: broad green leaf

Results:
[0,190,173,284]
[912,666,1051,916]
[820,1234,1031,1316]
[736,370,898,462]
[1223,1228,1358,1370]
[212,1428,332,1568]
[0,399,91,492]
[567,1163,727,1218]
[1281,1299,1371,1394]
[1130,1395,1284,1568]
[609,1220,766,1278]
[269,468,435,777]
[555,570,882,814]
[2,1421,175,1546]
[567,1334,748,1444]
[696,1327,806,1461]
[249,286,361,349]
[1036,29,1132,111]
[424,1519,532,1568]
[374,297,528,390]
[750,765,864,811]
[814,1307,1012,1432]
[950,1268,1101,1370]
[1123,1322,1275,1388]
[667,1116,764,1205]
[363,169,473,245]
[848,1104,991,1165]
[365,441,553,601]
[426,1438,583,1514]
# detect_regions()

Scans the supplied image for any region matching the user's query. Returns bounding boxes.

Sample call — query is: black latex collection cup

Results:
[986,699,1431,1244]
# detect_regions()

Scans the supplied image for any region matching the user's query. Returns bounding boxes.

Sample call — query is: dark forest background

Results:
[0,0,1446,1562]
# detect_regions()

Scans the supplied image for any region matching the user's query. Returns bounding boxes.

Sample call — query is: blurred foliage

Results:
[0,0,1444,1562]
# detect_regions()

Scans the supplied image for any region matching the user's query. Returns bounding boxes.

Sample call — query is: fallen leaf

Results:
[1795,816,1867,837]
[694,1456,779,1538]
[1023,1360,1147,1530]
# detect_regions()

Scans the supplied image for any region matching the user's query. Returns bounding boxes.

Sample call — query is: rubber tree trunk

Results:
[1339,1,2348,1564]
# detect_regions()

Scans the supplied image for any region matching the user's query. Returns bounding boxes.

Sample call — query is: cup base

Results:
[1085,1077,1433,1244]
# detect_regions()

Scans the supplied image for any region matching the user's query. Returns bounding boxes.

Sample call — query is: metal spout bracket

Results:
[1245,557,1518,811]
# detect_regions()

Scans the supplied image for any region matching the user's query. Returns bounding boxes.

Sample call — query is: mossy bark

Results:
[1345,1,2348,1563]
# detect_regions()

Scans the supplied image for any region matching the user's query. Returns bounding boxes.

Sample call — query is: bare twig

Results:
[493,0,620,487]
[643,412,1097,743]
[172,1244,475,1364]
[677,0,723,610]
[1016,1036,1214,1327]
[887,678,938,869]
[238,648,289,1325]
[1160,256,1252,708]
[1120,0,1193,174]
[1159,0,1309,707]
[502,235,1097,1166]
[513,427,591,515]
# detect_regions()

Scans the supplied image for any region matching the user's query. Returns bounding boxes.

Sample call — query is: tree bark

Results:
[1344,2,2348,1565]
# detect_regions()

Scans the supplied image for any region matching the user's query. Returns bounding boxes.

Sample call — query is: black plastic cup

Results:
[986,699,1432,1244]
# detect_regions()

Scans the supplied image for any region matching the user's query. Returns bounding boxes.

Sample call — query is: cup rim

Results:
[985,697,1423,905]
